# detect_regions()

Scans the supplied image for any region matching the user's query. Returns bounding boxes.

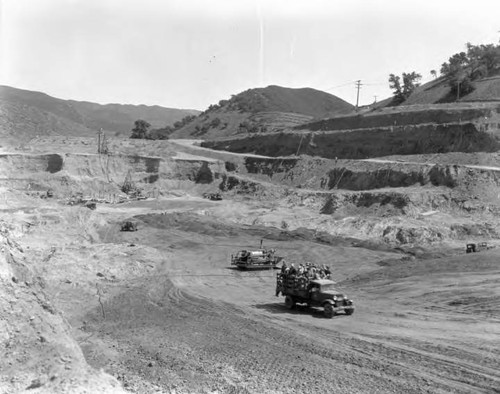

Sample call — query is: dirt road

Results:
[363,157,500,172]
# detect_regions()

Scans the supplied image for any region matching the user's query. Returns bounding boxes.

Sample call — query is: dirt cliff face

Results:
[0,147,227,200]
[202,103,500,160]
[240,156,495,193]
[0,234,124,393]
[203,123,500,159]
[297,104,499,131]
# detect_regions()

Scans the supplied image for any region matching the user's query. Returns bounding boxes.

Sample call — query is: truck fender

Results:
[322,300,335,306]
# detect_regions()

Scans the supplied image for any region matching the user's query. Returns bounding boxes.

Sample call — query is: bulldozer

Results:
[231,240,282,269]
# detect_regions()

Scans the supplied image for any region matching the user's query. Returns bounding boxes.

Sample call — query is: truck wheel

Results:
[345,308,354,316]
[324,303,335,318]
[285,295,295,310]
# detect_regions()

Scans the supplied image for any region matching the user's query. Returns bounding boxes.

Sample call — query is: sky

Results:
[1,0,499,110]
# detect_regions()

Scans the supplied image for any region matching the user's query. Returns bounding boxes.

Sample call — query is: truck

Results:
[203,192,222,201]
[121,221,138,231]
[276,274,354,318]
[231,248,282,269]
[466,242,490,253]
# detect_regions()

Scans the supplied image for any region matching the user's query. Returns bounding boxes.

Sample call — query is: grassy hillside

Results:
[0,85,199,145]
[402,75,500,105]
[67,101,199,135]
[170,85,354,139]
[0,98,93,147]
[225,85,354,118]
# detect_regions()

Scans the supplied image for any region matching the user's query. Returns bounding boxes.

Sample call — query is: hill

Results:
[169,85,354,139]
[394,42,500,106]
[0,85,199,146]
[226,85,354,118]
[400,75,500,106]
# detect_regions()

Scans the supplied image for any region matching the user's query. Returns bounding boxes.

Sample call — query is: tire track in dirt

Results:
[161,265,499,394]
[331,333,499,393]
[76,201,500,393]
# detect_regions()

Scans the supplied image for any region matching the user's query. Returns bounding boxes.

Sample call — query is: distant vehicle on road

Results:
[466,242,490,253]
[276,274,354,318]
[203,192,222,201]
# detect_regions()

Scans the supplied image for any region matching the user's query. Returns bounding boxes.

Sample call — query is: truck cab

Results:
[308,279,354,317]
[276,275,354,318]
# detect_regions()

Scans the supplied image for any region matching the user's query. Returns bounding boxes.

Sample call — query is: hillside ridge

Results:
[169,85,354,140]
[0,85,200,145]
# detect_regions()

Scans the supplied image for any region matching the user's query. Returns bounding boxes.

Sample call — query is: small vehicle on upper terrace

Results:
[466,242,491,253]
[276,273,354,318]
[203,192,223,201]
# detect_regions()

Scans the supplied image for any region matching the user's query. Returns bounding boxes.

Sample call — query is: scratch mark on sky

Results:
[256,0,264,86]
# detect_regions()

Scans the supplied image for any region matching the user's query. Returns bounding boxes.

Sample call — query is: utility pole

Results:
[355,80,362,111]
[373,95,378,103]
[97,128,103,154]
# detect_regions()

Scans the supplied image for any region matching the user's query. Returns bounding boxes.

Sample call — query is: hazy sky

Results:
[1,0,499,110]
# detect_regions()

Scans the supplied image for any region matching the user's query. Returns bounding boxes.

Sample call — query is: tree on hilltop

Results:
[130,119,151,139]
[440,42,500,99]
[388,72,422,105]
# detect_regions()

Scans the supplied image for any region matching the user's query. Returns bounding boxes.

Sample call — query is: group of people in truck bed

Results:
[280,261,332,280]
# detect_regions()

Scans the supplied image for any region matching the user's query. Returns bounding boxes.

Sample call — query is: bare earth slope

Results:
[201,102,500,160]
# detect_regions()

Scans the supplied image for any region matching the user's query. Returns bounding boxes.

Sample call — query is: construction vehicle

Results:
[85,202,96,210]
[275,274,354,318]
[203,192,222,201]
[231,240,281,269]
[121,170,145,199]
[121,221,138,231]
[466,242,490,253]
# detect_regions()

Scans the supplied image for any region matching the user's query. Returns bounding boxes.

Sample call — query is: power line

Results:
[323,81,356,91]
[363,82,387,86]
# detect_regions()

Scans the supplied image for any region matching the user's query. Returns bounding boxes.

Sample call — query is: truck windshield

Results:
[320,284,338,292]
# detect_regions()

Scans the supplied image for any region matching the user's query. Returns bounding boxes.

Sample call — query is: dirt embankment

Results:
[0,150,227,200]
[202,123,499,159]
[0,230,124,393]
[212,154,500,245]
[297,104,500,131]
[237,156,500,203]
[201,103,500,160]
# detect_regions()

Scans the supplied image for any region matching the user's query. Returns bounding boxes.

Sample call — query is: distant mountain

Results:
[170,85,354,139]
[0,85,199,145]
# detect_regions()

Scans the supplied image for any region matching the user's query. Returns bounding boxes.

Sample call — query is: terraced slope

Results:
[202,102,500,159]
